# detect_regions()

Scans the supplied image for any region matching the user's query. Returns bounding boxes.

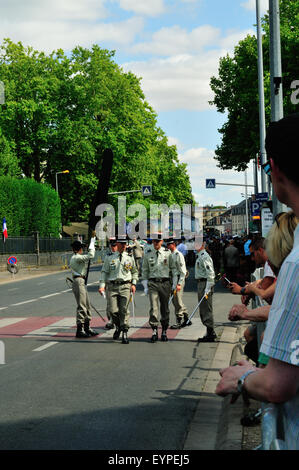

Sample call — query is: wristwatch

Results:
[237,369,257,394]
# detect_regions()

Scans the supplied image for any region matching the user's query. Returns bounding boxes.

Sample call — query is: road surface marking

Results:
[23,318,76,338]
[0,318,27,328]
[33,341,59,352]
[10,298,39,306]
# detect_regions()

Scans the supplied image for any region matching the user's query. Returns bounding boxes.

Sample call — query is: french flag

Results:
[2,217,8,242]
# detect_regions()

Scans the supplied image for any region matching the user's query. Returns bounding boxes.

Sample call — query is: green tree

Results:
[0,40,193,226]
[210,0,299,171]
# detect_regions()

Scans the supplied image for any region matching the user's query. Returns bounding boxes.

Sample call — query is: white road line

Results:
[2,287,73,309]
[39,292,61,299]
[7,288,19,291]
[0,318,27,328]
[10,299,39,306]
[33,341,59,352]
[23,318,75,337]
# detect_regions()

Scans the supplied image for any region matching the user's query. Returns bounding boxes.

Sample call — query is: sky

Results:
[0,0,270,208]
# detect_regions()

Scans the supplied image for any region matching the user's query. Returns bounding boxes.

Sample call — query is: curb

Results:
[183,325,247,450]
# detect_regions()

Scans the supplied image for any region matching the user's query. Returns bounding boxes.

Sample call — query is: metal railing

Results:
[250,269,289,450]
[256,403,287,450]
[0,236,72,255]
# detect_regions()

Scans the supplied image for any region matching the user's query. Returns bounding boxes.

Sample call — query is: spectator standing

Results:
[177,239,188,259]
[223,239,240,283]
[216,113,299,450]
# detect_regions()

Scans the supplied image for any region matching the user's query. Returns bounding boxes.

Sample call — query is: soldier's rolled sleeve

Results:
[131,259,139,285]
[142,256,149,280]
[203,259,215,283]
[99,257,109,288]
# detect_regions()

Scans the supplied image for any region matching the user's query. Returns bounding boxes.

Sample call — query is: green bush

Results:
[0,176,61,236]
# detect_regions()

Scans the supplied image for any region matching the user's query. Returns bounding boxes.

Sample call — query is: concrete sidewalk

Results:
[0,265,67,284]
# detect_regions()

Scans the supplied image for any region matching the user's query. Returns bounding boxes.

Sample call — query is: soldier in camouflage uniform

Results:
[194,242,216,342]
[166,239,191,329]
[142,236,174,342]
[70,236,98,338]
[99,239,138,344]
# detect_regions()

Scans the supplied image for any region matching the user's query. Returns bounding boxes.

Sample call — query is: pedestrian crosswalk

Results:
[0,316,207,341]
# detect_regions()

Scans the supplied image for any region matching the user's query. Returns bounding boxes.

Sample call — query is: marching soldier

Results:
[131,236,143,276]
[142,235,174,342]
[103,238,118,330]
[99,239,138,344]
[195,241,216,342]
[70,234,98,338]
[166,239,191,329]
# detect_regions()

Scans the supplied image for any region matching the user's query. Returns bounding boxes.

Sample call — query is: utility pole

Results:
[269,0,287,215]
[256,0,267,193]
[245,170,249,235]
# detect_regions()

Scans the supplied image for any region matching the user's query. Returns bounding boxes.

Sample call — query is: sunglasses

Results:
[262,160,272,182]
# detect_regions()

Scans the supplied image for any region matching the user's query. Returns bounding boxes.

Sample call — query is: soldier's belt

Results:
[197,278,207,282]
[73,275,86,280]
[110,280,132,285]
[149,278,170,283]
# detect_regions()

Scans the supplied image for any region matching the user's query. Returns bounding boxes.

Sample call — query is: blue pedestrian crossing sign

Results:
[142,185,152,196]
[206,179,216,189]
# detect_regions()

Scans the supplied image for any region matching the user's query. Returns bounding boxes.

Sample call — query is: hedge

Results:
[0,176,61,237]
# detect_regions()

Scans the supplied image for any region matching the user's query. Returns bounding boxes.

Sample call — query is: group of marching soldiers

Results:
[69,234,217,345]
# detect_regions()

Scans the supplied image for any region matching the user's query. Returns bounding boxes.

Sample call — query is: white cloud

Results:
[167,136,184,151]
[241,0,269,15]
[123,25,254,111]
[178,147,255,206]
[0,15,144,53]
[131,25,221,56]
[116,0,166,16]
[0,0,108,22]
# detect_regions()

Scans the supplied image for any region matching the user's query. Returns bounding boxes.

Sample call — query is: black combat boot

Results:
[104,321,114,330]
[181,314,192,327]
[121,330,129,344]
[113,327,121,340]
[84,320,98,337]
[170,318,182,329]
[76,323,89,338]
[151,327,158,343]
[198,328,217,343]
[161,328,168,342]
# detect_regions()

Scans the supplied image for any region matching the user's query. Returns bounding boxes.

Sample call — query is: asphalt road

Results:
[0,266,235,450]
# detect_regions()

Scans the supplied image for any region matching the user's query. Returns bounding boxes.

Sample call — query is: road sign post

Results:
[206,179,216,189]
[142,185,152,196]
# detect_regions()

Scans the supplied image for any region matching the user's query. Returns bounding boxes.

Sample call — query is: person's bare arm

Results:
[228,304,271,322]
[246,280,276,301]
[216,358,299,404]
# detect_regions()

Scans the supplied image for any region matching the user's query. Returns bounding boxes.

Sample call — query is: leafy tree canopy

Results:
[0,39,193,225]
[209,0,299,171]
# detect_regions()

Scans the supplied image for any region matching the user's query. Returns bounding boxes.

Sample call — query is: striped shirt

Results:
[260,224,299,449]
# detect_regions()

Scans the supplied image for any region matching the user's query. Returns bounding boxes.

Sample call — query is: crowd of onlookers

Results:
[215,112,299,450]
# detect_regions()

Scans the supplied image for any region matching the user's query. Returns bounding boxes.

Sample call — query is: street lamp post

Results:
[55,170,69,196]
